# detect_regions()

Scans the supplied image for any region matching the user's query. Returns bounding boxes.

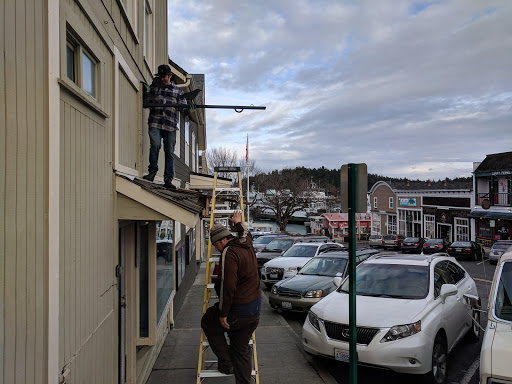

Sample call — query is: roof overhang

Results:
[116,175,200,227]
[467,210,512,220]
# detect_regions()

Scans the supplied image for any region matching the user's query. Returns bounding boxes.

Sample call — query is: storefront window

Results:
[387,215,397,234]
[139,222,149,338]
[425,215,435,238]
[156,221,174,324]
[455,218,469,241]
[478,221,491,238]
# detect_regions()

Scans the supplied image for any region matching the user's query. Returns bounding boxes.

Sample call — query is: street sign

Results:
[490,220,495,227]
[340,164,368,212]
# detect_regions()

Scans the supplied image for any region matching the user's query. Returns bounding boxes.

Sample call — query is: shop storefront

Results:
[422,196,471,242]
[469,212,512,247]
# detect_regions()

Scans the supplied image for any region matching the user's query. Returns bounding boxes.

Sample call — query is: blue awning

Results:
[468,210,512,220]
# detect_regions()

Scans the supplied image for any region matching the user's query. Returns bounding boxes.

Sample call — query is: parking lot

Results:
[261,250,497,384]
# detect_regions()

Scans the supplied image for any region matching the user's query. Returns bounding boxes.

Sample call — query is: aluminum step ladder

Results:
[197,167,259,383]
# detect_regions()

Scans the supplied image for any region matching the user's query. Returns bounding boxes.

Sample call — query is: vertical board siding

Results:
[119,72,138,169]
[59,98,115,383]
[2,0,48,382]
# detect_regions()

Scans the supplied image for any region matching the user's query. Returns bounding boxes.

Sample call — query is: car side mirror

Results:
[333,276,343,288]
[440,284,458,303]
[463,293,481,309]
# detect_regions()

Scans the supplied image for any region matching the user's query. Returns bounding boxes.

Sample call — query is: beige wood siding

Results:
[59,95,116,383]
[1,0,48,383]
[119,71,139,170]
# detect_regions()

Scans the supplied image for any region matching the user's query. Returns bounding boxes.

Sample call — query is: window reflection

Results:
[156,221,174,323]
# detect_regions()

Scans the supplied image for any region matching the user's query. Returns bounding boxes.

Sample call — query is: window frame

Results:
[143,0,155,72]
[185,120,190,166]
[389,197,393,209]
[373,197,377,209]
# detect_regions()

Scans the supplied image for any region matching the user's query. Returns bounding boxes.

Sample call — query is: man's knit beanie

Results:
[210,224,232,244]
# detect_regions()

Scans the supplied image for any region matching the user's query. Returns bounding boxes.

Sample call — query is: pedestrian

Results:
[143,64,188,188]
[202,211,262,383]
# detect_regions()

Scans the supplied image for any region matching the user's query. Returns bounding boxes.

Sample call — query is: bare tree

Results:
[205,147,239,176]
[252,169,320,232]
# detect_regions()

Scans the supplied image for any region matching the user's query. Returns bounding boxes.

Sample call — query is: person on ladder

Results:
[202,211,262,383]
[142,64,189,189]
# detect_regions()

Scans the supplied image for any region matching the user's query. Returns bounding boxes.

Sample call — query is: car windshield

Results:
[383,235,395,240]
[370,236,381,240]
[253,236,276,245]
[451,241,471,247]
[426,239,442,245]
[494,262,512,322]
[264,239,294,252]
[281,245,319,258]
[493,243,512,250]
[340,263,429,299]
[300,257,348,277]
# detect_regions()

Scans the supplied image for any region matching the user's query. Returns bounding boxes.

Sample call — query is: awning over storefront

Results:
[116,174,204,227]
[468,210,512,220]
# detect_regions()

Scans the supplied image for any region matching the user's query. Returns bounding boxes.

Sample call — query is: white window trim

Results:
[114,46,140,176]
[389,197,393,209]
[424,214,436,238]
[118,0,139,43]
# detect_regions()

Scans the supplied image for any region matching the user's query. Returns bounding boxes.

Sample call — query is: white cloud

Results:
[168,0,512,179]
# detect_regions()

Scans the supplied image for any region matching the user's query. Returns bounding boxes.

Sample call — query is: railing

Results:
[477,193,511,206]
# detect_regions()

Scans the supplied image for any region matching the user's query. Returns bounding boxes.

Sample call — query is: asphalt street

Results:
[261,250,497,384]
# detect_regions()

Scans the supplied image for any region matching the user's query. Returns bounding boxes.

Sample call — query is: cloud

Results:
[168,0,512,179]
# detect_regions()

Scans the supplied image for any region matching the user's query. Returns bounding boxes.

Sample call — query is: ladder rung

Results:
[209,257,219,263]
[202,339,253,347]
[199,370,256,378]
[213,209,237,214]
[206,283,215,289]
[214,188,240,192]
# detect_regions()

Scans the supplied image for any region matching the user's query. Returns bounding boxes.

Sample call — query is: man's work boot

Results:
[164,178,176,189]
[143,171,156,182]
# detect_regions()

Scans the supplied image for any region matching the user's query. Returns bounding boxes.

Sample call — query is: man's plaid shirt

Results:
[147,78,187,132]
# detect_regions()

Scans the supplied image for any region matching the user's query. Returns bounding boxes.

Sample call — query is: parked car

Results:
[260,241,343,288]
[368,235,383,248]
[256,235,328,270]
[252,233,286,253]
[447,241,485,261]
[477,248,512,383]
[381,234,405,250]
[269,249,379,312]
[489,240,512,264]
[422,238,451,254]
[401,237,426,254]
[303,252,480,384]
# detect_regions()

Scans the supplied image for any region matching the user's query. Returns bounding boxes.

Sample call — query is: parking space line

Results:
[473,277,492,284]
[459,358,479,384]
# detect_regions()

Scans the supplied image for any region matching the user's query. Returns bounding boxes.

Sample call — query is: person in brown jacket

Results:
[202,211,262,383]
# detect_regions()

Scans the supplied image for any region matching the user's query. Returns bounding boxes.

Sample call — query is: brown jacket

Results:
[215,222,261,317]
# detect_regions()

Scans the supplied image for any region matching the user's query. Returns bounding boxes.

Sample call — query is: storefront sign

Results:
[492,170,512,176]
[490,220,495,227]
[399,198,417,207]
[481,199,491,210]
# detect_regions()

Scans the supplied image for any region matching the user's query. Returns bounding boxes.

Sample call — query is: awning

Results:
[467,210,512,221]
[116,174,204,227]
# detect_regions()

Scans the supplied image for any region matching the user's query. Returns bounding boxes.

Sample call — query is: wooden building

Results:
[1,1,208,383]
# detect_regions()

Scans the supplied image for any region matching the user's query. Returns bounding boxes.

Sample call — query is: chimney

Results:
[406,179,410,187]
[444,178,447,187]
[427,179,431,187]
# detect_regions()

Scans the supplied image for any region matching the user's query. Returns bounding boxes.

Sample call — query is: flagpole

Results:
[246,134,250,224]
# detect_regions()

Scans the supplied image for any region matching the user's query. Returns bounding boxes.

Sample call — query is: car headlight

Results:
[380,321,421,342]
[286,266,298,272]
[308,310,321,332]
[271,285,277,294]
[304,290,323,298]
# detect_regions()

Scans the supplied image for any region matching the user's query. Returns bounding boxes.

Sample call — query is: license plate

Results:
[456,248,461,252]
[281,301,292,309]
[270,274,278,279]
[335,348,350,362]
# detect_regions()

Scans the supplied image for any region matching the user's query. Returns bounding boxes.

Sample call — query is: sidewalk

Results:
[147,263,337,384]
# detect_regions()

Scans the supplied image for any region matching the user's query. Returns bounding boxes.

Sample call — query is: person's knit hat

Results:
[156,64,172,77]
[210,224,232,244]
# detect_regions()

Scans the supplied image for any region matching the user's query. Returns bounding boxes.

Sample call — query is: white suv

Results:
[303,253,480,384]
[260,241,344,288]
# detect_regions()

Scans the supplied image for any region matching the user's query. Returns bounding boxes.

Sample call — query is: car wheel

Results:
[467,310,480,342]
[427,335,447,384]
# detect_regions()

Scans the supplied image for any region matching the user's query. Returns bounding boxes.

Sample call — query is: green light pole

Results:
[348,163,357,384]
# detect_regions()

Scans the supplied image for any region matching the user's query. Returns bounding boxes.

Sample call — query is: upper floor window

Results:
[66,32,98,99]
[121,0,137,35]
[373,197,377,209]
[389,197,393,209]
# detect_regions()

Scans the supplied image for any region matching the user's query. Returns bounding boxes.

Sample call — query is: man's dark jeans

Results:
[201,303,260,384]
[148,127,176,179]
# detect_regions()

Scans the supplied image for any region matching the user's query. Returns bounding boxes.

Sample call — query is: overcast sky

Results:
[168,0,512,180]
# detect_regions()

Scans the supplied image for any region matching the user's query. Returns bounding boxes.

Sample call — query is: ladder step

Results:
[213,209,237,214]
[206,283,214,289]
[214,188,241,192]
[199,370,256,378]
[202,339,253,347]
[209,257,219,263]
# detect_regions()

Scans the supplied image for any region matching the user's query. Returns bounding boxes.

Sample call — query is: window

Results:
[478,220,491,238]
[387,215,397,234]
[144,0,154,70]
[192,132,197,172]
[66,31,98,99]
[389,197,393,209]
[156,221,174,324]
[455,218,469,241]
[425,215,435,238]
[121,0,137,35]
[138,223,150,338]
[373,197,377,209]
[494,262,512,322]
